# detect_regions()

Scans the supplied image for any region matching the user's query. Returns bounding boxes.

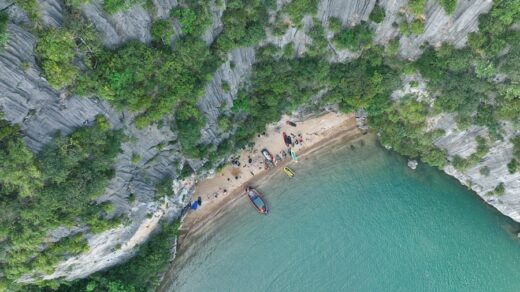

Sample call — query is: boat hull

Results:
[246,187,269,215]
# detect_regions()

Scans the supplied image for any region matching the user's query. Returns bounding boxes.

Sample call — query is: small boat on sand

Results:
[245,187,268,215]
[283,132,292,146]
[283,167,295,178]
[286,121,297,127]
[262,148,274,162]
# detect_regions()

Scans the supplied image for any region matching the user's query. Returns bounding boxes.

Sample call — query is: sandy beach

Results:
[182,113,360,232]
[157,111,364,291]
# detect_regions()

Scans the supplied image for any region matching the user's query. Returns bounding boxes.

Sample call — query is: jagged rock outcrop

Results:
[198,47,256,144]
[431,114,520,222]
[272,0,491,60]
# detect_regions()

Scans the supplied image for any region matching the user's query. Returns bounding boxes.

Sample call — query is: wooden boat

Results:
[245,187,268,215]
[283,166,295,178]
[283,132,292,146]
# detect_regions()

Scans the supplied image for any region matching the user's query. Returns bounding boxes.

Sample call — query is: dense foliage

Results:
[283,0,318,24]
[35,29,78,88]
[0,116,124,290]
[213,0,270,56]
[369,4,385,23]
[333,21,374,51]
[102,0,141,14]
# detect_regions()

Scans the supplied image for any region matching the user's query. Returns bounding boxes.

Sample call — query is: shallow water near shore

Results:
[168,135,520,291]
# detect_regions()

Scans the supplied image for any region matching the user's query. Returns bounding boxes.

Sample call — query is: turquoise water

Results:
[170,136,520,291]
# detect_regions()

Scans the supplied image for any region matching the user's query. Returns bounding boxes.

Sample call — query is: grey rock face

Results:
[392,0,493,59]
[198,47,256,145]
[430,114,520,222]
[38,0,64,27]
[82,0,152,48]
[273,0,491,60]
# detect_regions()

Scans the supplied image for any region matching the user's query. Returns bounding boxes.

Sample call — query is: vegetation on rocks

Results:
[102,0,142,15]
[440,0,457,15]
[369,4,385,23]
[41,220,181,292]
[3,0,520,290]
[0,11,8,49]
[283,0,318,24]
[333,21,374,51]
[0,116,125,290]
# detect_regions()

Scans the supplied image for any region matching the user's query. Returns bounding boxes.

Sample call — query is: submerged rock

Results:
[408,160,418,170]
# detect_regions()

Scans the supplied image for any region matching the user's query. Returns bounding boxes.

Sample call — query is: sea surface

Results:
[169,136,520,292]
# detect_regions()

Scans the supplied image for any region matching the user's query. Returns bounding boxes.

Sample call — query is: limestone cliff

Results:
[0,0,515,283]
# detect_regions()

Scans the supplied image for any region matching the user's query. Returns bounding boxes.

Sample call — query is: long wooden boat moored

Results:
[245,187,269,215]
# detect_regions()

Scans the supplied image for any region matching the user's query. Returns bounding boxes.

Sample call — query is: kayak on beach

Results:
[289,148,298,162]
[245,187,268,215]
[283,167,295,178]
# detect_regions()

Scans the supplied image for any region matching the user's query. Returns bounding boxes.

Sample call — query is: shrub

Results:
[102,0,141,14]
[408,0,426,16]
[15,0,39,22]
[479,166,490,176]
[441,0,457,15]
[512,136,520,160]
[452,136,489,171]
[217,115,232,132]
[386,37,400,56]
[222,80,231,92]
[155,176,173,197]
[507,159,518,173]
[328,17,343,33]
[333,21,374,51]
[283,0,319,24]
[0,11,8,50]
[214,0,267,55]
[494,182,505,196]
[283,42,294,58]
[306,20,328,57]
[63,0,91,8]
[171,2,212,37]
[369,5,386,23]
[35,29,78,89]
[151,19,174,45]
[131,153,141,164]
[410,18,425,35]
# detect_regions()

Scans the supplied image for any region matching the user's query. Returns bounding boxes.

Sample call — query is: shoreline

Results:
[157,112,364,291]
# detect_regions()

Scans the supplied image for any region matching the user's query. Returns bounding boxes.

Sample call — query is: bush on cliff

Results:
[333,21,374,51]
[35,29,78,89]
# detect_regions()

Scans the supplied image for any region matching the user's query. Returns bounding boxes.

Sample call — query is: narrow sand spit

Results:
[157,112,364,291]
